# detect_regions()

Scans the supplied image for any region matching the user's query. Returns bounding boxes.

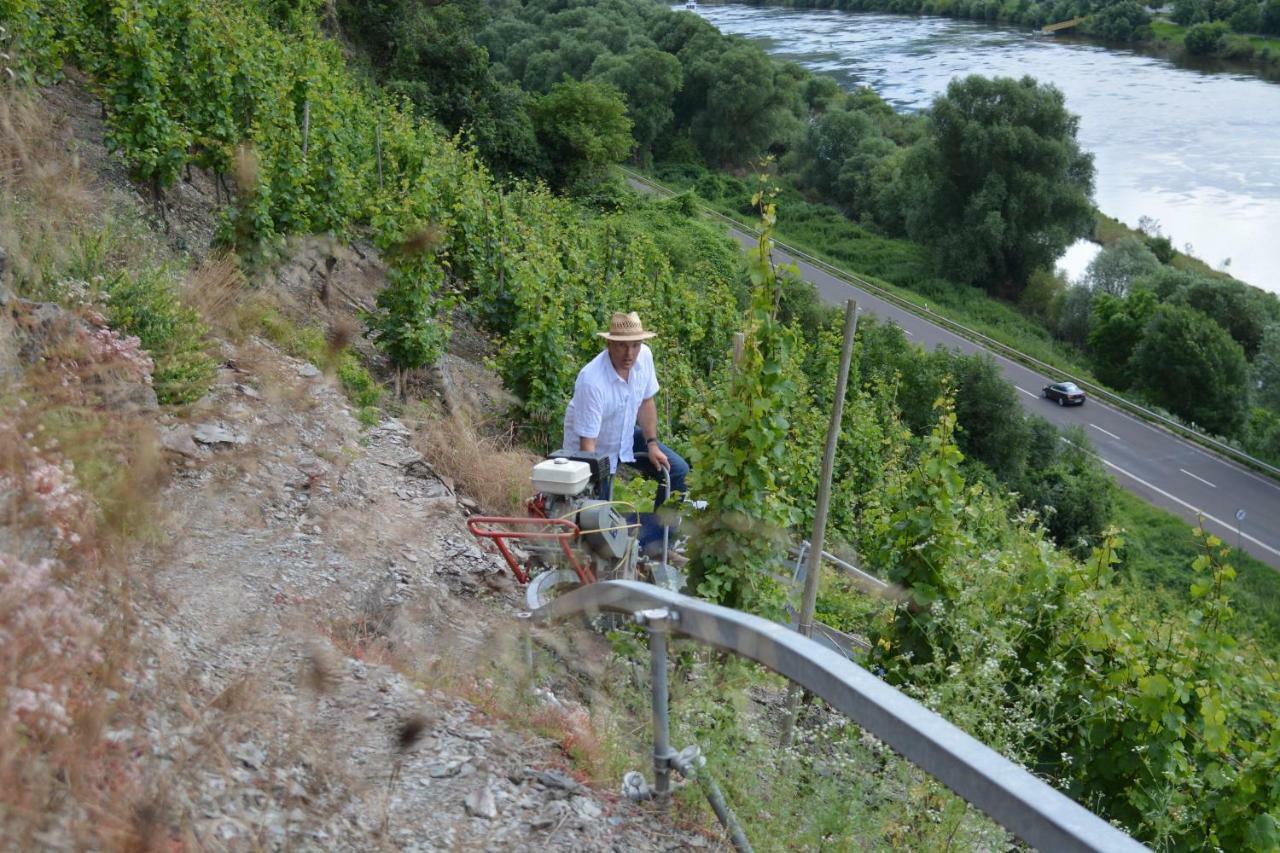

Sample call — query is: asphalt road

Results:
[720,229,1280,570]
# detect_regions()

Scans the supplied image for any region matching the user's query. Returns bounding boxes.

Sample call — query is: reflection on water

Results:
[1057,239,1102,284]
[690,5,1280,293]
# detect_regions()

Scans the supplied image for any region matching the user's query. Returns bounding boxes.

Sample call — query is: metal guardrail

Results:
[786,542,893,654]
[790,540,893,597]
[620,167,1280,482]
[535,580,1148,852]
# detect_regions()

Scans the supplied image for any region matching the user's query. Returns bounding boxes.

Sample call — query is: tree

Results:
[1265,0,1280,35]
[794,108,874,197]
[792,107,895,219]
[903,76,1095,298]
[383,3,494,133]
[685,43,803,166]
[588,48,682,164]
[1021,425,1113,553]
[1131,265,1202,301]
[1185,21,1229,54]
[475,83,545,179]
[1177,277,1279,359]
[1244,407,1280,462]
[1228,3,1262,33]
[529,79,633,191]
[1088,290,1157,389]
[1085,236,1161,297]
[948,351,1031,484]
[334,0,542,178]
[1172,0,1209,24]
[856,318,948,436]
[1130,304,1249,435]
[1019,267,1068,325]
[801,75,842,114]
[1253,323,1280,412]
[1088,0,1153,41]
[1053,284,1096,347]
[522,39,608,93]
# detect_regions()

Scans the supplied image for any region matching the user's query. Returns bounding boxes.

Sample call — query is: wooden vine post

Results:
[781,298,858,746]
[301,99,311,159]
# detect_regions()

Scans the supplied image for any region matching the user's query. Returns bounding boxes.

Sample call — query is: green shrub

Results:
[256,308,328,364]
[337,351,383,426]
[99,267,215,405]
[1185,20,1229,54]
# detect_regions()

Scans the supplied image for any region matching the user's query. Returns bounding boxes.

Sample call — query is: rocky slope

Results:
[2,78,718,851]
[123,334,706,850]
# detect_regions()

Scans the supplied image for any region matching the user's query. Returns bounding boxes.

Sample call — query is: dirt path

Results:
[124,335,710,850]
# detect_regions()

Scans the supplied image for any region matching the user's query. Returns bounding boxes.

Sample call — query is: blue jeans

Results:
[596,429,690,556]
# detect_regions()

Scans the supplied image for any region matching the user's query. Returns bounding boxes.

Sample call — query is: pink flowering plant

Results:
[44,314,155,397]
[0,416,105,741]
[84,324,155,386]
[0,553,103,738]
[0,417,94,554]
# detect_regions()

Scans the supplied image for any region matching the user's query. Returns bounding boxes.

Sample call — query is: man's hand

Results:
[647,442,670,471]
[637,396,668,469]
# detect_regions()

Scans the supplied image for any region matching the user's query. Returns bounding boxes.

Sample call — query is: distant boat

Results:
[685,0,697,9]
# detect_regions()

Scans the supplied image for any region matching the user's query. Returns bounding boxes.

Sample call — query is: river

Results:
[688,5,1280,293]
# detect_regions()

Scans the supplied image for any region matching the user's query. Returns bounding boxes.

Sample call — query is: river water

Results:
[688,5,1280,293]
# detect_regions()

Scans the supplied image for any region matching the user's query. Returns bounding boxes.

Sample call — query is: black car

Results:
[1043,381,1086,406]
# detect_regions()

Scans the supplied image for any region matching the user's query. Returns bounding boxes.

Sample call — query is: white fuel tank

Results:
[531,457,592,496]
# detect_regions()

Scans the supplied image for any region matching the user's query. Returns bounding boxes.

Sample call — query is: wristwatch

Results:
[646,437,659,446]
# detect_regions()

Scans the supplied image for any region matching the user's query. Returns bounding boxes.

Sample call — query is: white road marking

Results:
[1089,424,1121,441]
[1060,438,1279,559]
[903,329,914,337]
[1180,468,1217,489]
[1016,386,1039,399]
[1180,440,1280,496]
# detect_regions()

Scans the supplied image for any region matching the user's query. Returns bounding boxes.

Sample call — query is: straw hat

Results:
[598,311,657,342]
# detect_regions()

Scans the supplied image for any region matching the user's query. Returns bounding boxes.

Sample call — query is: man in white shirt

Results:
[562,311,689,513]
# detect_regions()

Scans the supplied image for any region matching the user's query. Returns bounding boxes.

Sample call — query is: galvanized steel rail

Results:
[535,580,1148,852]
[620,166,1280,482]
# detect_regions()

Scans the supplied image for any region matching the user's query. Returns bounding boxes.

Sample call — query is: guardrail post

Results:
[673,746,753,852]
[636,607,677,800]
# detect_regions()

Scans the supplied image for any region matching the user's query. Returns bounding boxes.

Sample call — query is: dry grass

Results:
[182,251,248,335]
[414,409,539,515]
[0,83,179,851]
[1,368,159,849]
[0,85,91,207]
[451,622,640,789]
[0,86,98,295]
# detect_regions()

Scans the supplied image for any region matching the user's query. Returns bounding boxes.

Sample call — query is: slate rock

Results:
[194,423,247,446]
[464,785,497,819]
[159,424,200,457]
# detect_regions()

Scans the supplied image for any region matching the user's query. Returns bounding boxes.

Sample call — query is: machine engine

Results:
[529,450,636,579]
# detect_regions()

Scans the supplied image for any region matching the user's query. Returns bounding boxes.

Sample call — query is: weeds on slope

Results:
[0,82,217,847]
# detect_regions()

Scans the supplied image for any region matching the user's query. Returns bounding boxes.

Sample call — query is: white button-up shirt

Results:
[562,345,659,472]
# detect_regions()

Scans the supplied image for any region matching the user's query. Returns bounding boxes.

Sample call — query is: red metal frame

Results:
[465,516,596,586]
